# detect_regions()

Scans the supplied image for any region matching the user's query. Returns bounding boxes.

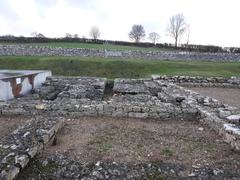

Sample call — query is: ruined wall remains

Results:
[1,45,240,61]
[0,77,197,120]
[152,75,240,88]
[0,116,64,179]
[1,75,240,179]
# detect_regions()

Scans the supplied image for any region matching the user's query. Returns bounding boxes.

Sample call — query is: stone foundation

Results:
[1,75,240,179]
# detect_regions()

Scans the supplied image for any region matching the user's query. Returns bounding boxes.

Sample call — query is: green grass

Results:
[0,42,171,51]
[0,56,239,79]
[161,147,174,157]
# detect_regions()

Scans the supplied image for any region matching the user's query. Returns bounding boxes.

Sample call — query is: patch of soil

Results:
[43,117,240,174]
[189,87,240,107]
[0,116,29,139]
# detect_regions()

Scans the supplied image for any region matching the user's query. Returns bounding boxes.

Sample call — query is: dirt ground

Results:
[0,116,28,139]
[189,87,240,108]
[44,117,240,173]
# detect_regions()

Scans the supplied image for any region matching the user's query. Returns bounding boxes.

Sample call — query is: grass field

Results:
[0,42,171,51]
[0,56,239,79]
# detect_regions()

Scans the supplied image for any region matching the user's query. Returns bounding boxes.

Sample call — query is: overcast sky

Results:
[0,0,239,47]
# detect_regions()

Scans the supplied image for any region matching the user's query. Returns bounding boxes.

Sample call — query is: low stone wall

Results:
[1,45,240,61]
[158,82,240,151]
[152,75,240,88]
[0,116,64,179]
[0,77,197,121]
[1,76,240,179]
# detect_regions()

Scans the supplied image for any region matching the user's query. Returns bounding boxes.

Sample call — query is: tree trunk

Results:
[175,37,178,48]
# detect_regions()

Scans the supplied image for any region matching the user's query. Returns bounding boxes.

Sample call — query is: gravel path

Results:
[189,87,240,107]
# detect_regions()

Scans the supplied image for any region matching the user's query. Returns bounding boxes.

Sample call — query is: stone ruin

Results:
[0,75,240,179]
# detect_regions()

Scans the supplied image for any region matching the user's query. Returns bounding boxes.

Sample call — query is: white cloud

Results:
[0,0,240,47]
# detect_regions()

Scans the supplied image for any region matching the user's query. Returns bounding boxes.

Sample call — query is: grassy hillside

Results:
[0,56,239,79]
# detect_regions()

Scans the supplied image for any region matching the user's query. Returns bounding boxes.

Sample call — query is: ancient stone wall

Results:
[1,45,240,61]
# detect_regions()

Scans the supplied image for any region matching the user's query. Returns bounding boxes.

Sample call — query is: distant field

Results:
[0,56,239,79]
[0,42,172,51]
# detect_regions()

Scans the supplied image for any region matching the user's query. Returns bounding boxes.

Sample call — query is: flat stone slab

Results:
[0,70,50,80]
[0,70,52,101]
[227,114,240,124]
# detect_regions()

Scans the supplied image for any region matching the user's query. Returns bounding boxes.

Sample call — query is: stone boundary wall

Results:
[152,75,240,88]
[1,45,240,61]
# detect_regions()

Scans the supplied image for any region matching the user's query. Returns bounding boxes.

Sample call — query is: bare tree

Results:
[185,24,190,45]
[31,32,45,38]
[90,26,100,40]
[65,33,72,38]
[31,32,38,37]
[73,34,79,38]
[36,33,45,38]
[129,24,145,42]
[167,14,187,47]
[148,32,160,44]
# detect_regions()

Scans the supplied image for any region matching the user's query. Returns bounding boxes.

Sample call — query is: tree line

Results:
[2,13,240,53]
[75,14,188,47]
[129,14,188,47]
[28,14,188,47]
[87,14,189,47]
